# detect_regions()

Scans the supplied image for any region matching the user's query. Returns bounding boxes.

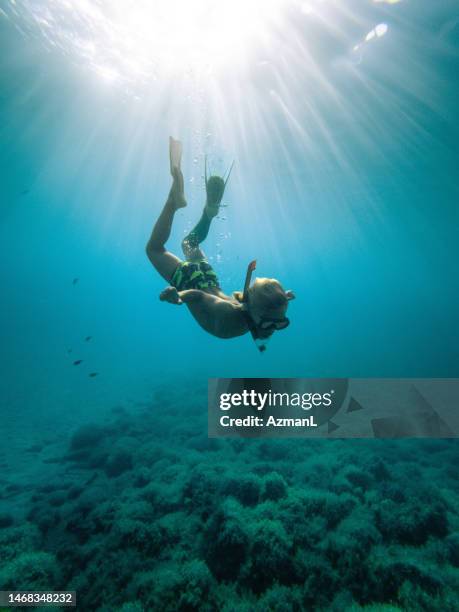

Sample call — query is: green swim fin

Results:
[204,157,234,213]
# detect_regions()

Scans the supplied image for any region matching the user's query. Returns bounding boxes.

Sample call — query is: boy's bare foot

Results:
[168,167,187,210]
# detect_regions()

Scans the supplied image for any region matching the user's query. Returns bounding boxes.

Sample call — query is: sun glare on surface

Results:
[117,0,284,72]
[2,0,454,257]
[6,0,287,83]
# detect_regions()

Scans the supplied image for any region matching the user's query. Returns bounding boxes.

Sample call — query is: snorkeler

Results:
[145,137,295,351]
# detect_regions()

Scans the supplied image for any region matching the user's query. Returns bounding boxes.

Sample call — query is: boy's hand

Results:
[160,286,182,304]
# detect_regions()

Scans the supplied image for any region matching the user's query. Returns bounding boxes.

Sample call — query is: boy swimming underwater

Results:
[145,137,295,351]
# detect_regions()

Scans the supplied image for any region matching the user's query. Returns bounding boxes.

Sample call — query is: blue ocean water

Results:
[0,1,458,610]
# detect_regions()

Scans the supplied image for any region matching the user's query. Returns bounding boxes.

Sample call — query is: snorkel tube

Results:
[242,259,257,303]
[241,260,270,353]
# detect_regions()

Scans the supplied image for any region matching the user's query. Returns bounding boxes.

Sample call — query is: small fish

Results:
[73,360,83,366]
[67,349,73,354]
[72,278,79,285]
[21,189,30,196]
[89,372,99,378]
[85,336,92,342]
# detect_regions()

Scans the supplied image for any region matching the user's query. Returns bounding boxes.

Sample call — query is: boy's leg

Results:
[146,168,186,282]
[181,208,213,261]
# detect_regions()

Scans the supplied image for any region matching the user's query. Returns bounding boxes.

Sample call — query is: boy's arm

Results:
[159,286,245,337]
[179,289,207,304]
[159,286,208,305]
